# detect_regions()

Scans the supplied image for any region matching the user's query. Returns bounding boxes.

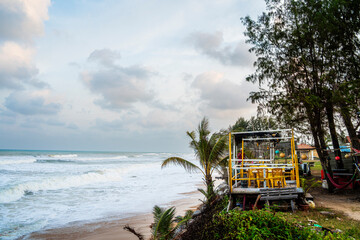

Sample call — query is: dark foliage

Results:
[182,209,348,240]
[179,196,228,240]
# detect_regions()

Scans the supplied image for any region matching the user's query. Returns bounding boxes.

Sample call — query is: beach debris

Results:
[199,204,207,212]
[307,219,318,224]
[319,211,335,216]
[307,200,315,209]
[216,183,230,196]
[192,210,201,218]
[123,225,144,240]
[336,217,343,221]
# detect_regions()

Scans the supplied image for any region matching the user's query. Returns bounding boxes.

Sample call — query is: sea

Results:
[0,150,203,240]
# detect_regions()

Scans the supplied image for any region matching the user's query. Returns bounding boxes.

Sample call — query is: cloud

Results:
[0,42,47,89]
[187,31,252,66]
[66,123,78,130]
[94,119,124,132]
[81,49,154,109]
[88,48,121,67]
[45,119,66,127]
[192,71,251,110]
[4,90,62,115]
[0,108,17,124]
[0,0,50,42]
[0,0,50,89]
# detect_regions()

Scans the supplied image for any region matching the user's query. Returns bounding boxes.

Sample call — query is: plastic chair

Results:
[270,168,286,188]
[256,166,269,188]
[248,166,258,187]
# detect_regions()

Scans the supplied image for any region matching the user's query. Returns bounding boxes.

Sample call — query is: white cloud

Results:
[88,48,121,67]
[0,0,50,41]
[192,71,250,110]
[0,0,50,89]
[187,31,253,66]
[4,90,62,115]
[0,42,47,89]
[81,49,154,110]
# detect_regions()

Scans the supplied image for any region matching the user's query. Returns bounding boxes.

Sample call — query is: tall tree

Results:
[242,0,360,188]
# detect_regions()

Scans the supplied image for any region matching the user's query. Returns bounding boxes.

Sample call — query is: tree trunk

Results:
[339,104,360,151]
[306,106,334,192]
[325,101,344,169]
[205,173,215,200]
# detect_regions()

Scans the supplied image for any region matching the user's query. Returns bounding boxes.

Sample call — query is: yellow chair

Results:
[248,166,258,187]
[270,168,286,188]
[256,166,269,188]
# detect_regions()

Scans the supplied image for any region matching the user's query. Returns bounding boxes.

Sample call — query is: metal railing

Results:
[228,129,301,192]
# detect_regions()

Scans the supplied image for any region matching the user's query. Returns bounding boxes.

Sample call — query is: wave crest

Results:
[0,167,130,203]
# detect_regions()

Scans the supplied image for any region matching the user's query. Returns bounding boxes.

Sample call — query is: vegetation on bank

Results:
[184,208,358,240]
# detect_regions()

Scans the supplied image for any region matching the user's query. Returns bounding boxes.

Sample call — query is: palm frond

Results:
[153,205,164,223]
[198,117,210,141]
[162,157,203,174]
[211,155,229,175]
[152,206,176,239]
[184,209,193,218]
[186,131,197,150]
[208,135,227,170]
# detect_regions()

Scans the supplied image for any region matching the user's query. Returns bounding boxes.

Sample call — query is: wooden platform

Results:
[260,187,298,201]
[231,186,303,195]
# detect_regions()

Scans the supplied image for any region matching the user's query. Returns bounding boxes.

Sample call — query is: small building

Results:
[296,143,318,160]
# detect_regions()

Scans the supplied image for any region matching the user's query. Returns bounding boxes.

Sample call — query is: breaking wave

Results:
[47,154,78,158]
[0,157,36,165]
[0,167,132,203]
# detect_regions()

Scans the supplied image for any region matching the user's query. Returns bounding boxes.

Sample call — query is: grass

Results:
[278,206,360,239]
[311,161,322,171]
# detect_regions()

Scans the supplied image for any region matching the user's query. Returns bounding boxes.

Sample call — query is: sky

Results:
[0,0,266,152]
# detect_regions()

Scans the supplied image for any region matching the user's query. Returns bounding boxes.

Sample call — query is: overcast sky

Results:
[0,0,265,152]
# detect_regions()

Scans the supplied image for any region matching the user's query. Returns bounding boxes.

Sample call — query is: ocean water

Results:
[0,150,202,240]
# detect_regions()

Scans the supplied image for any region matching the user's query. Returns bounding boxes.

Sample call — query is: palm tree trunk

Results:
[205,174,215,200]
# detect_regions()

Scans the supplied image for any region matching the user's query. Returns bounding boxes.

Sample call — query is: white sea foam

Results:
[0,166,140,203]
[0,159,36,165]
[48,154,78,158]
[37,155,129,163]
[0,156,36,165]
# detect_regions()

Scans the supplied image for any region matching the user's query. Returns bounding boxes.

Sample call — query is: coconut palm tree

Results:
[162,117,227,201]
[124,205,190,240]
[152,205,192,240]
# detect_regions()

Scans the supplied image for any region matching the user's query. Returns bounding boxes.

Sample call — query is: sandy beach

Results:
[24,190,203,240]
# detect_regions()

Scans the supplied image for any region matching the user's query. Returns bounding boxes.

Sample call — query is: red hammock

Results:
[323,148,360,189]
[352,147,360,155]
[326,171,357,189]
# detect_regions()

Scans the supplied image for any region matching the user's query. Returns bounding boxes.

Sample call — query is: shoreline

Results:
[23,190,203,240]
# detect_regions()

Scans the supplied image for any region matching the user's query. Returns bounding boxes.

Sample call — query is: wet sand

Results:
[25,190,203,240]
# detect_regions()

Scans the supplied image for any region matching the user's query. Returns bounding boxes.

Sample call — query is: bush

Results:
[198,209,348,240]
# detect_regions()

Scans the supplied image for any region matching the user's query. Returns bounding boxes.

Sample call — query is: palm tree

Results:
[162,117,227,201]
[152,205,192,240]
[124,205,189,240]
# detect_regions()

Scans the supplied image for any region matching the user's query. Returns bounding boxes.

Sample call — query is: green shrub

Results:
[200,209,348,240]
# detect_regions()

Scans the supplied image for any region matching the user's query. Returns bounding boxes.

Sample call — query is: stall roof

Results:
[297,143,315,150]
[231,129,292,143]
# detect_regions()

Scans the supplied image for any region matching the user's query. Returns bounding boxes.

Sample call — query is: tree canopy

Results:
[242,0,360,187]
